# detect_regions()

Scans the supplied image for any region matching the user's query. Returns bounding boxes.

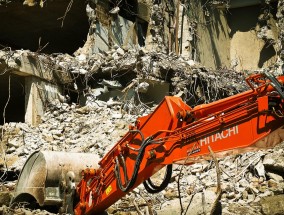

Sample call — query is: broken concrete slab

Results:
[263,151,284,173]
[260,195,284,215]
[0,50,72,84]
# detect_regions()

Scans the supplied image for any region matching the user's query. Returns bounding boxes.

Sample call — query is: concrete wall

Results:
[143,1,278,71]
[228,5,277,71]
[81,0,149,55]
[143,0,231,67]
[137,1,151,21]
[0,72,62,126]
[178,4,192,58]
[92,21,109,53]
[190,1,231,68]
[91,14,136,53]
[112,16,136,48]
[184,1,277,71]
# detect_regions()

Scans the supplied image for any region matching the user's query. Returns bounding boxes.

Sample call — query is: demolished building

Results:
[1,0,284,214]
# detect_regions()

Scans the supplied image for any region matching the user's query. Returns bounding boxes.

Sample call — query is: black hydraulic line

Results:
[143,164,173,193]
[265,72,283,90]
[115,137,153,192]
[114,129,146,191]
[265,72,284,100]
[146,164,172,189]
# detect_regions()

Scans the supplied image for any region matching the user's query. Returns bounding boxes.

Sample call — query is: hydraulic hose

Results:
[115,137,152,192]
[143,164,172,193]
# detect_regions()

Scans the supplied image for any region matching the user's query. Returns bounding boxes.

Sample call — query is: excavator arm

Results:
[11,73,284,214]
[74,73,284,214]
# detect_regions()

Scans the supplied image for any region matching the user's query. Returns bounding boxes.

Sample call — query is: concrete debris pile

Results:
[0,99,137,171]
[0,47,250,118]
[56,47,249,106]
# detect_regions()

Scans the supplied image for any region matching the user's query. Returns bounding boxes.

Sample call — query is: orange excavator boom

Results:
[74,72,284,214]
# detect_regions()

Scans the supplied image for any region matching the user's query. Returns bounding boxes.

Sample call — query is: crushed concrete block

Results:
[112,113,122,119]
[267,172,284,182]
[263,152,284,172]
[137,82,149,93]
[0,192,12,206]
[260,195,284,215]
[100,79,122,89]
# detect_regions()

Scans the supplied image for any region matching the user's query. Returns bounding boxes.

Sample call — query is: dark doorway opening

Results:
[137,18,148,47]
[0,73,25,124]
